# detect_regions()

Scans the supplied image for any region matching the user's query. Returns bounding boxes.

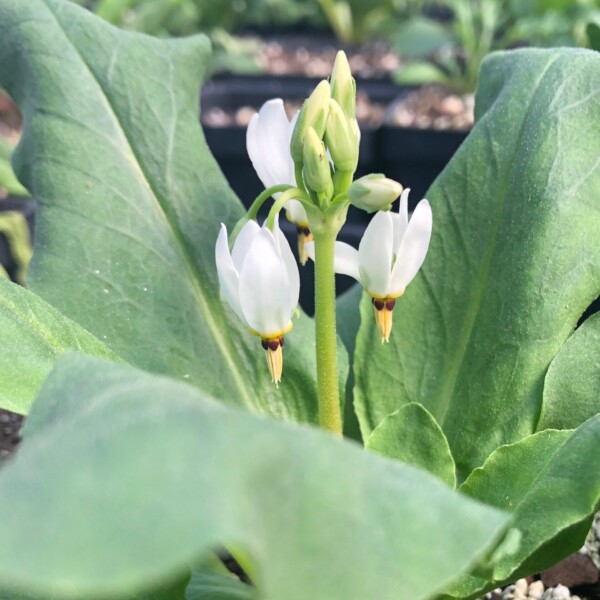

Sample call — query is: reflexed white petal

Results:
[246,99,295,189]
[231,220,260,272]
[332,242,361,283]
[392,187,410,252]
[215,224,244,321]
[284,199,308,225]
[273,218,300,310]
[358,211,394,297]
[239,228,293,337]
[390,199,433,295]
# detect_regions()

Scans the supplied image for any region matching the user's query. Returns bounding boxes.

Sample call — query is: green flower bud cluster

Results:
[290,50,402,215]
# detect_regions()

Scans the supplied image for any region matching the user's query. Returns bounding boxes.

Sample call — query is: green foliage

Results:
[366,403,457,487]
[0,278,120,415]
[390,0,600,93]
[0,355,511,599]
[0,0,599,597]
[0,210,32,283]
[538,313,600,430]
[0,136,28,197]
[353,47,600,589]
[0,0,347,425]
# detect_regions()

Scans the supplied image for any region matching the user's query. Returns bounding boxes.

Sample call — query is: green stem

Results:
[247,184,293,220]
[266,188,310,230]
[333,169,354,196]
[230,184,293,243]
[313,227,342,435]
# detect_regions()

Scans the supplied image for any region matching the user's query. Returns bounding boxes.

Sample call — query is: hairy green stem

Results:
[313,227,342,435]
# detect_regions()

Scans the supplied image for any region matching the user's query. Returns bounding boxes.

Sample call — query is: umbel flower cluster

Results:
[216,52,432,386]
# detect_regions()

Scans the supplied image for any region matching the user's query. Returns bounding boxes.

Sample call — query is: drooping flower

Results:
[215,218,300,384]
[246,99,312,264]
[306,189,432,343]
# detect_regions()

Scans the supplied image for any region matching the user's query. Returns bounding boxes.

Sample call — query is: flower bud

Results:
[302,127,334,201]
[290,80,331,164]
[330,50,356,119]
[348,174,403,213]
[325,99,359,173]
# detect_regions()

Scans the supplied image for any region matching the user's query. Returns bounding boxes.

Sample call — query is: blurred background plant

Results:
[390,0,600,93]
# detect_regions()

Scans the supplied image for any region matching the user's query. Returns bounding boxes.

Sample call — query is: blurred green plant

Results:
[0,211,32,284]
[0,136,27,198]
[392,0,600,93]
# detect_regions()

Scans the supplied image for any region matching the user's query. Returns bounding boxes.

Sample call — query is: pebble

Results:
[541,584,571,599]
[482,579,585,600]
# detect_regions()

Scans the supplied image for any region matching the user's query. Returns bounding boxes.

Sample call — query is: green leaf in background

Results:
[0,210,32,284]
[366,403,456,488]
[586,19,600,51]
[390,17,455,58]
[446,425,600,598]
[353,48,600,478]
[0,354,511,600]
[0,136,28,197]
[0,278,120,415]
[537,312,600,431]
[0,0,344,425]
[393,61,451,86]
[186,564,256,600]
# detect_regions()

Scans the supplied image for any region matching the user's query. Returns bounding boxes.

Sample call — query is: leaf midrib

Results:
[433,55,562,428]
[43,4,253,408]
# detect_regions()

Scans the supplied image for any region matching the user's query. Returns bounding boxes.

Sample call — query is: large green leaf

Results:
[353,48,600,478]
[0,0,342,425]
[0,278,120,414]
[366,403,456,487]
[445,425,600,598]
[0,355,511,600]
[537,312,600,430]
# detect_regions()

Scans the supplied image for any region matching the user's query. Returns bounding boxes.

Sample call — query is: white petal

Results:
[273,218,300,310]
[390,199,433,295]
[239,228,294,337]
[392,187,410,252]
[284,199,308,226]
[215,224,244,321]
[358,211,394,297]
[332,242,361,283]
[231,220,260,272]
[303,240,361,283]
[246,99,295,189]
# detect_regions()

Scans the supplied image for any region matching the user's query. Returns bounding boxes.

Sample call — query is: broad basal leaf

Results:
[0,0,343,425]
[0,355,510,600]
[537,312,600,431]
[446,425,600,598]
[0,278,120,414]
[353,48,600,478]
[366,403,456,487]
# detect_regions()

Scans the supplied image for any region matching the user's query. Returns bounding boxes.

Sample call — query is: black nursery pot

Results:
[377,126,468,201]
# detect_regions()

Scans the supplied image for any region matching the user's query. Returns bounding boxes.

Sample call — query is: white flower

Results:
[215,218,300,384]
[306,189,432,342]
[247,99,312,264]
[247,98,308,227]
